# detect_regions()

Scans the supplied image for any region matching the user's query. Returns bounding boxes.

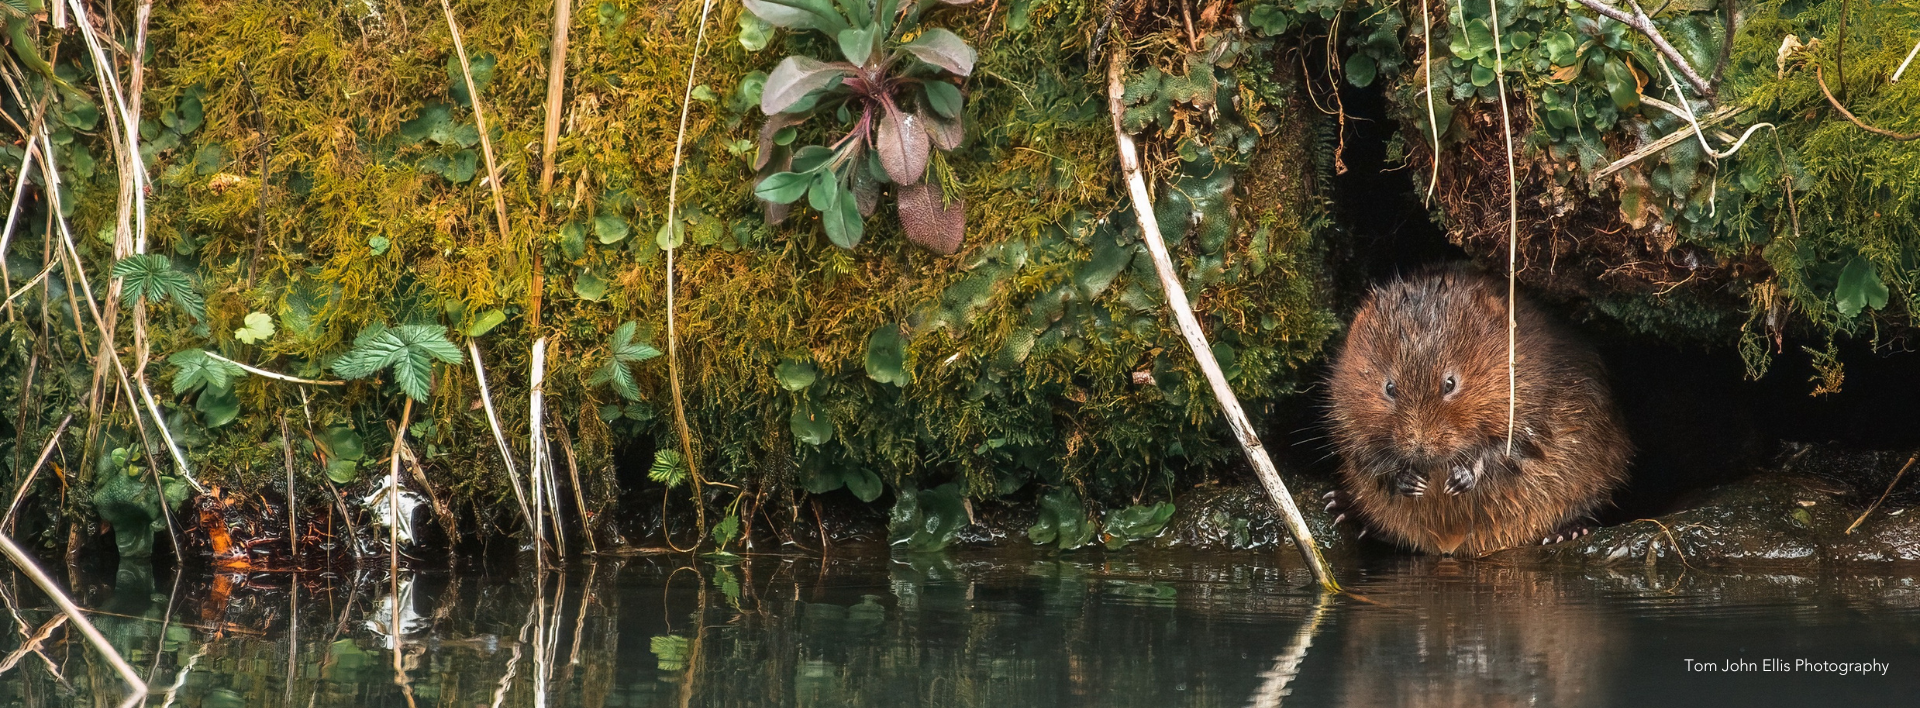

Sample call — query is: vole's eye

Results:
[1443,375,1457,395]
[1384,380,1398,400]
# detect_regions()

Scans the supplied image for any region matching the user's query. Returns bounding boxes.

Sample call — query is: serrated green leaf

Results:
[649,449,688,488]
[168,349,246,394]
[111,254,205,320]
[331,324,464,401]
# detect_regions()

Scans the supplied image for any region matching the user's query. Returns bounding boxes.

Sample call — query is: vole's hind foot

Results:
[1539,523,1594,545]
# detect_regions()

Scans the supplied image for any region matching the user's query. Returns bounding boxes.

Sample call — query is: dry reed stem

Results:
[1106,42,1337,592]
[439,0,513,242]
[0,529,148,698]
[1421,0,1439,206]
[1,414,73,530]
[539,0,573,203]
[202,350,346,386]
[1815,64,1920,140]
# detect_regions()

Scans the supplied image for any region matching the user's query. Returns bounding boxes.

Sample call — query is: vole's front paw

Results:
[1391,468,1427,498]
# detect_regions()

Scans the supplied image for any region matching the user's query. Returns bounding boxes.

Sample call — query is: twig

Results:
[553,422,597,553]
[1488,0,1519,453]
[1711,0,1737,88]
[280,414,299,562]
[201,350,346,386]
[1846,452,1917,534]
[1590,105,1747,183]
[1105,43,1337,592]
[1,414,73,530]
[439,0,512,243]
[3,261,57,305]
[469,340,535,533]
[1815,63,1920,140]
[388,397,414,595]
[0,529,148,698]
[1572,0,1713,97]
[665,0,717,548]
[238,62,272,287]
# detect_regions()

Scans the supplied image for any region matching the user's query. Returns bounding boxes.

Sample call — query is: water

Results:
[3,548,1918,706]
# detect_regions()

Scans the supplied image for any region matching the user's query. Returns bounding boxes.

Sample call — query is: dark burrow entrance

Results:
[1309,76,1920,524]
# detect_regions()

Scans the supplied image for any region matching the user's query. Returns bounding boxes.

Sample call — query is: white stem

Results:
[1104,47,1336,592]
[1895,39,1920,83]
[0,530,148,698]
[0,141,37,265]
[1489,0,1518,455]
[1421,0,1440,205]
[470,340,535,532]
[201,351,346,386]
[529,337,550,565]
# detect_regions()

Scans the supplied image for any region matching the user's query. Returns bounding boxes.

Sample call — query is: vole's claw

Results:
[1446,464,1477,495]
[1333,513,1348,526]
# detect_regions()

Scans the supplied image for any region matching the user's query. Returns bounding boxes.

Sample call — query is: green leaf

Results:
[331,324,464,401]
[111,254,205,320]
[887,483,967,552]
[656,217,686,250]
[755,171,811,204]
[864,324,908,385]
[167,349,246,394]
[1029,490,1094,550]
[649,634,690,672]
[573,269,608,301]
[320,426,366,461]
[775,359,817,391]
[836,25,876,64]
[447,51,497,107]
[923,80,962,118]
[1600,58,1638,109]
[803,467,848,494]
[790,399,833,445]
[711,514,741,547]
[369,235,391,256]
[845,468,883,502]
[1836,258,1889,317]
[1100,502,1175,549]
[760,55,848,115]
[235,312,275,344]
[325,459,360,484]
[820,184,863,249]
[560,222,587,259]
[196,383,240,428]
[1344,52,1377,88]
[649,449,688,488]
[1470,63,1495,87]
[807,169,842,213]
[738,11,774,51]
[900,28,975,76]
[464,309,507,337]
[1248,5,1290,35]
[1544,31,1579,66]
[588,321,662,400]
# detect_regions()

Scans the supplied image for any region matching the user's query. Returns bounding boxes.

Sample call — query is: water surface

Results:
[2,549,1917,706]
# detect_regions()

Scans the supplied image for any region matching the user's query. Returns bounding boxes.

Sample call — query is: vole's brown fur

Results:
[1327,268,1630,555]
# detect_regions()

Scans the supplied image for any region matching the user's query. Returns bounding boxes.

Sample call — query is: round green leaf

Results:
[790,399,834,445]
[594,214,630,244]
[864,324,908,385]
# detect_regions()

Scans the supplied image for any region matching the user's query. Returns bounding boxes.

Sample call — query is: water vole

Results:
[1325,268,1630,555]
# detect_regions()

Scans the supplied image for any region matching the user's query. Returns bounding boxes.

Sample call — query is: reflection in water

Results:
[0,551,1918,706]
[1332,560,1616,708]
